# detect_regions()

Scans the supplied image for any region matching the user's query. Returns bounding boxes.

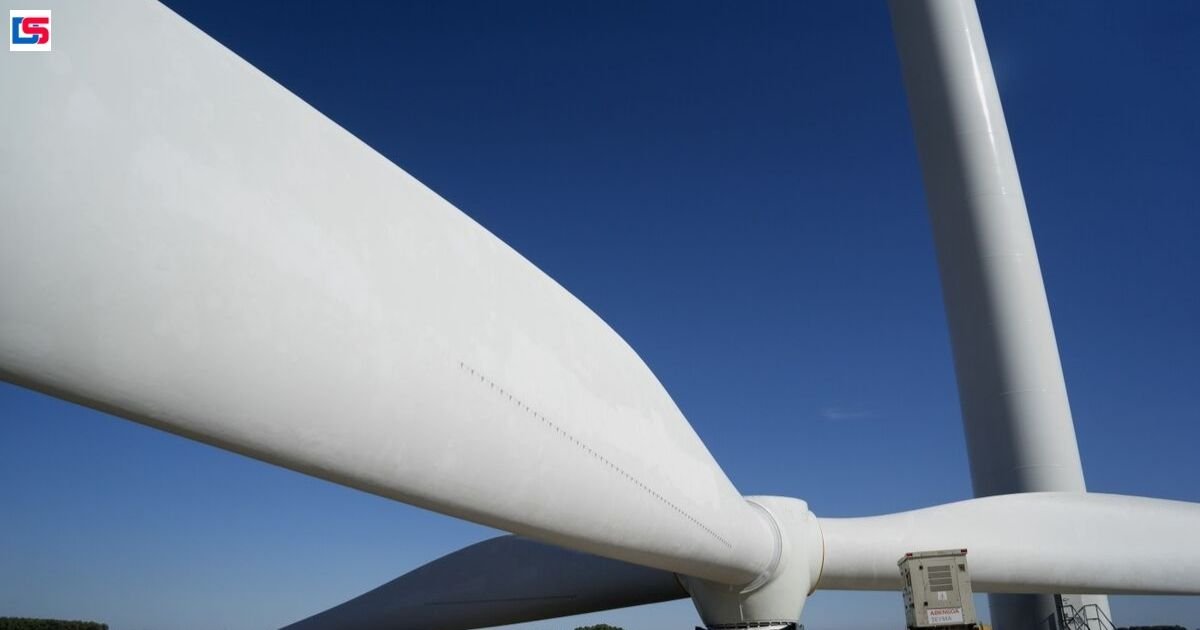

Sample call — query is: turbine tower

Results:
[1,1,1195,629]
[889,0,1111,626]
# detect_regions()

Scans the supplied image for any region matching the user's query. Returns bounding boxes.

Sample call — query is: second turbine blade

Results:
[283,536,687,630]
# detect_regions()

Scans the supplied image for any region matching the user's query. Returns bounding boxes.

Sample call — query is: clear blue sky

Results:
[2,1,1198,628]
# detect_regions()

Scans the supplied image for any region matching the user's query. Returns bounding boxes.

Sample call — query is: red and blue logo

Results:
[10,10,51,52]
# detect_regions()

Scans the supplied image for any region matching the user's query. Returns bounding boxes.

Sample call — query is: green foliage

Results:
[574,625,625,630]
[0,619,108,630]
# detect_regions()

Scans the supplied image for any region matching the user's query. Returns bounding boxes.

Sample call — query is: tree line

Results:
[0,620,107,630]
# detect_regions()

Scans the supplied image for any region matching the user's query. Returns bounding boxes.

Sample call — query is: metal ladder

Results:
[1053,596,1116,630]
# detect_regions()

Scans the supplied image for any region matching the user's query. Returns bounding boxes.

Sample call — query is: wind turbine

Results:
[1,1,1197,629]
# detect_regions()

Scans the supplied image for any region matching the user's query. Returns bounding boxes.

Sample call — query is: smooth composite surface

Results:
[889,1,1100,624]
[282,536,686,630]
[817,493,1200,594]
[2,1,1198,629]
[0,0,777,587]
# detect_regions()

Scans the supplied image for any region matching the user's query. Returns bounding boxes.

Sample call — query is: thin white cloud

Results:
[820,407,876,421]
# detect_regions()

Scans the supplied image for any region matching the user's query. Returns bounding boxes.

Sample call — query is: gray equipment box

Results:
[898,549,978,629]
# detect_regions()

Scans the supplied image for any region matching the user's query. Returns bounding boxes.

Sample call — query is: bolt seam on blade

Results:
[458,360,732,548]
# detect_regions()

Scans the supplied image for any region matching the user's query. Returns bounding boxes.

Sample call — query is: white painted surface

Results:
[0,0,774,585]
[281,536,686,630]
[888,0,1102,624]
[817,492,1200,594]
[685,497,823,627]
[888,0,1087,503]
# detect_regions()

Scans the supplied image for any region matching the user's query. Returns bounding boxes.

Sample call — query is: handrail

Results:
[1059,602,1115,630]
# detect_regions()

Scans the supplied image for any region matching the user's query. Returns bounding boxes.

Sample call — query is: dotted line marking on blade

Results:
[458,360,731,549]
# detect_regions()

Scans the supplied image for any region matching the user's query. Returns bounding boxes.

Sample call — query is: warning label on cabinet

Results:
[927,607,964,624]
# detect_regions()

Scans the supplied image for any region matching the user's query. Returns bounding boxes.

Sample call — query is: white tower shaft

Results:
[888,0,1107,626]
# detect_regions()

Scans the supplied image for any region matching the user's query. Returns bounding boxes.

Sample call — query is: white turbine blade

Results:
[816,492,1200,594]
[0,0,775,586]
[282,536,687,630]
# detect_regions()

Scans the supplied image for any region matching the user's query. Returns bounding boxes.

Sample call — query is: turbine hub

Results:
[684,496,823,629]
